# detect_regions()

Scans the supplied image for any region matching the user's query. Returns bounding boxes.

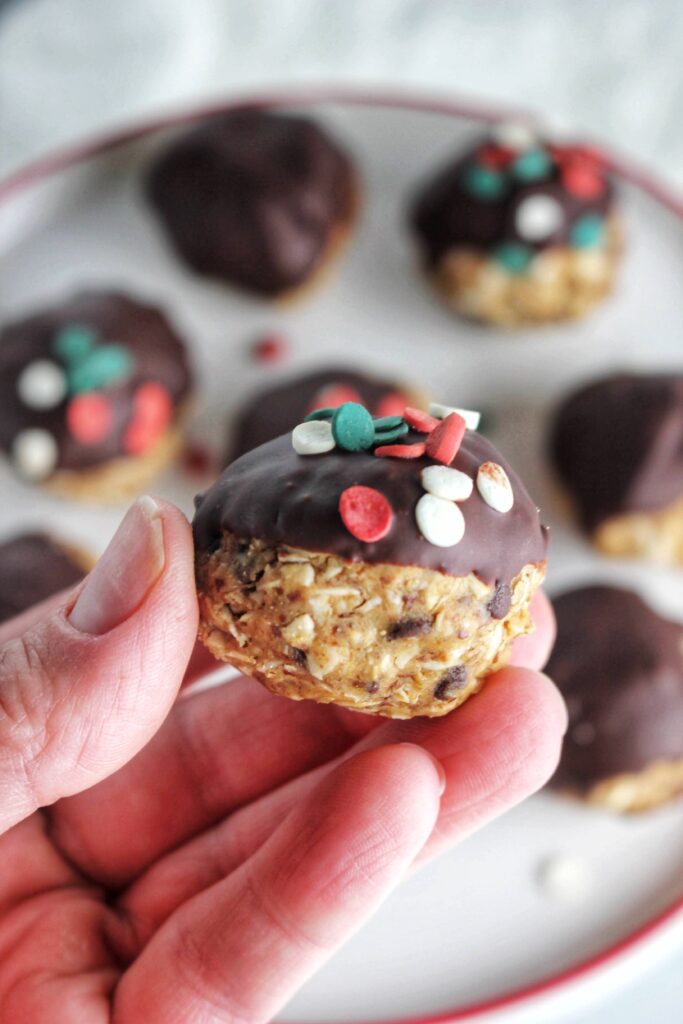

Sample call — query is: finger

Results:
[0,497,197,834]
[114,744,443,1024]
[121,666,566,942]
[508,589,556,670]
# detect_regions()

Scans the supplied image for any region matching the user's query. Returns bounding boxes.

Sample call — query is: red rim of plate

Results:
[1,86,682,1023]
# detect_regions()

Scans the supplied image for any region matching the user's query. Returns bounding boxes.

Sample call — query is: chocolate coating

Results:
[194,431,548,585]
[411,134,614,267]
[228,367,412,462]
[0,291,192,474]
[147,110,356,295]
[551,373,683,531]
[548,586,683,789]
[0,533,86,624]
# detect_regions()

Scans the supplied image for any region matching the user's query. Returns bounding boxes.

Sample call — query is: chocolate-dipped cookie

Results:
[0,532,92,624]
[228,366,423,463]
[551,373,683,565]
[0,291,193,502]
[410,123,620,327]
[547,586,683,812]
[194,401,547,719]
[147,110,358,299]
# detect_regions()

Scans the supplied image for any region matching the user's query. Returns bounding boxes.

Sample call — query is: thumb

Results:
[0,496,197,834]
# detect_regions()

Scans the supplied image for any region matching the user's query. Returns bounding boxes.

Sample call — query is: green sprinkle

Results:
[492,242,534,275]
[331,402,375,452]
[69,344,133,394]
[373,423,410,444]
[53,324,97,365]
[462,163,506,200]
[372,416,405,431]
[511,148,552,182]
[569,214,604,249]
[303,407,336,422]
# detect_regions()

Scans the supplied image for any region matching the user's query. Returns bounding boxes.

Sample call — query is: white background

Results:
[0,2,682,1022]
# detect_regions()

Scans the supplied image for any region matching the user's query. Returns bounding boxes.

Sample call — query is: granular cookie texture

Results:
[197,532,545,719]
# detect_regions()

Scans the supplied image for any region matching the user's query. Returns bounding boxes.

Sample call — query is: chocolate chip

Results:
[387,616,433,640]
[488,582,511,620]
[290,646,307,666]
[434,665,468,700]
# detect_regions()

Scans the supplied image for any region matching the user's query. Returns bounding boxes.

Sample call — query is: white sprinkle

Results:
[428,403,481,430]
[477,462,514,513]
[17,359,67,410]
[416,494,465,547]
[490,121,537,151]
[515,194,564,241]
[421,465,473,502]
[12,428,58,481]
[537,854,591,902]
[292,420,335,455]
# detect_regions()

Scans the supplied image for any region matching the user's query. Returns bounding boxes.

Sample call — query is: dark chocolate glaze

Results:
[410,135,614,266]
[228,367,412,463]
[551,373,683,531]
[194,431,548,585]
[0,533,86,624]
[147,110,356,295]
[548,586,683,788]
[0,291,192,473]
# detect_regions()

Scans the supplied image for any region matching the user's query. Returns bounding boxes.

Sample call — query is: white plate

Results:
[1,92,682,1024]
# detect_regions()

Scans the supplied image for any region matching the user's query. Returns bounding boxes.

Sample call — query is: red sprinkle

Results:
[426,412,466,465]
[403,406,440,433]
[307,383,362,414]
[561,161,605,200]
[476,144,514,169]
[66,393,113,445]
[251,333,289,364]
[339,485,393,543]
[374,391,411,418]
[124,381,173,455]
[182,441,215,477]
[375,442,427,459]
[551,144,605,169]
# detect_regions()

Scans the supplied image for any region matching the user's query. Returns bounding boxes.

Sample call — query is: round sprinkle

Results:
[339,485,393,543]
[569,213,604,249]
[511,148,552,182]
[124,382,173,455]
[561,162,605,200]
[421,465,473,502]
[308,384,362,414]
[11,428,58,481]
[462,164,506,200]
[374,391,410,418]
[403,406,440,433]
[69,344,133,395]
[331,402,375,452]
[476,143,513,169]
[428,403,481,430]
[52,323,97,364]
[67,393,113,445]
[490,121,537,151]
[492,242,534,275]
[292,420,336,455]
[304,407,335,422]
[373,422,409,444]
[372,415,405,431]
[251,332,289,364]
[515,194,564,241]
[477,461,514,513]
[537,854,591,902]
[17,359,66,410]
[426,412,466,465]
[416,494,465,548]
[375,442,426,459]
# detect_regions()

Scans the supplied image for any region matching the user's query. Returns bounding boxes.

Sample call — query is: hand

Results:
[0,498,565,1024]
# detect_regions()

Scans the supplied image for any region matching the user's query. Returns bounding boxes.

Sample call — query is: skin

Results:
[0,501,564,1024]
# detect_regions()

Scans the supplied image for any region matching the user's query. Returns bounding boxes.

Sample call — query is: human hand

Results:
[0,497,565,1023]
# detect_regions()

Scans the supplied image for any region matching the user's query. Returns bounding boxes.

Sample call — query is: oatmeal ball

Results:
[551,373,683,566]
[194,401,548,718]
[0,531,92,624]
[410,122,620,327]
[147,110,358,300]
[547,586,683,813]
[0,291,193,502]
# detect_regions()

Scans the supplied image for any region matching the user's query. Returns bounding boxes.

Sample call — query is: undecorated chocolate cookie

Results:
[194,400,548,718]
[547,585,683,812]
[0,532,92,624]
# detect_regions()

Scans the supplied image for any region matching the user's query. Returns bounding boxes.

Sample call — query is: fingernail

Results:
[398,742,447,795]
[69,496,165,635]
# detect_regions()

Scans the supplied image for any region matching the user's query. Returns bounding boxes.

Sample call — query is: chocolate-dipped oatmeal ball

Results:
[0,291,193,501]
[547,586,683,812]
[410,123,620,327]
[147,110,358,299]
[228,366,424,463]
[194,401,548,719]
[551,373,683,565]
[0,532,92,624]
